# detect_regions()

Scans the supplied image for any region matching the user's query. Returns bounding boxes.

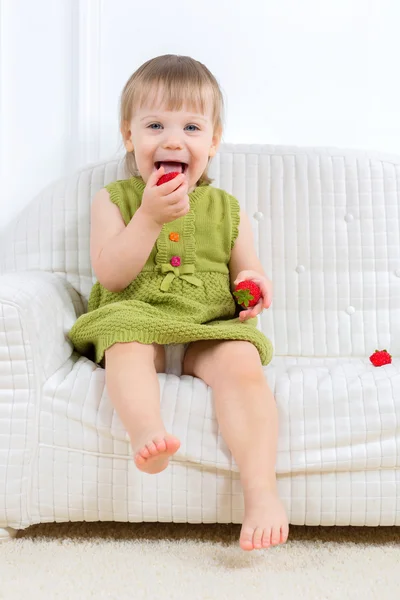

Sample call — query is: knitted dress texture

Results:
[68,176,273,366]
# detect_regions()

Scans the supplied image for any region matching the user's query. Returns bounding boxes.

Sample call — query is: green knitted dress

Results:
[68,176,273,367]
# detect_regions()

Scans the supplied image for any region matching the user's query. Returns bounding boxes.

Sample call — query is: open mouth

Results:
[154,161,188,174]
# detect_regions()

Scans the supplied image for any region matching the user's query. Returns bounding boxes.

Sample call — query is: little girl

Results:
[68,54,289,551]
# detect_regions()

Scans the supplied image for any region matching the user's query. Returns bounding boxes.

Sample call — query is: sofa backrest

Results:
[1,143,400,358]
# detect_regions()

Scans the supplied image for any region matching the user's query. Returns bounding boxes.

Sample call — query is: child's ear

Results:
[121,121,134,151]
[120,120,129,139]
[210,127,222,157]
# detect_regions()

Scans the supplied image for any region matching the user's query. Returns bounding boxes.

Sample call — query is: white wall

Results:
[0,0,399,231]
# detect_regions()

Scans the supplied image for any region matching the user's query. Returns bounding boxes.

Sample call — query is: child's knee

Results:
[219,341,263,383]
[104,341,164,371]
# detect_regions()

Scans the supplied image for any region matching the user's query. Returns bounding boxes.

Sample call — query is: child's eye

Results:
[147,123,199,131]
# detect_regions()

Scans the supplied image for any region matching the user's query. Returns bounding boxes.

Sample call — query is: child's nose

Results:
[162,137,184,150]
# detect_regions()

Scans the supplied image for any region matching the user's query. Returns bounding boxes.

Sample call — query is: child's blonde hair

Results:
[119,54,224,186]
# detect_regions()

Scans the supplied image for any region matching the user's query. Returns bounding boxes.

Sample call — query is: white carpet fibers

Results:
[1,522,400,599]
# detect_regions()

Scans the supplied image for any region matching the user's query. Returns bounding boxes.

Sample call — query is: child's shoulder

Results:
[104,177,145,203]
[203,185,241,231]
[208,185,241,213]
[102,177,144,222]
[207,184,239,202]
[105,176,144,191]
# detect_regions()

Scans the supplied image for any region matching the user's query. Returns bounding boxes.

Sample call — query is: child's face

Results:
[127,97,220,193]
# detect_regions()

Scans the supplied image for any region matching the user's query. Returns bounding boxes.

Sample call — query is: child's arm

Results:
[91,188,162,293]
[229,210,272,320]
[91,169,189,293]
[229,210,265,282]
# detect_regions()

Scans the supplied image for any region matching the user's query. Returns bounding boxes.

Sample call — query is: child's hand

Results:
[234,270,272,322]
[140,165,190,226]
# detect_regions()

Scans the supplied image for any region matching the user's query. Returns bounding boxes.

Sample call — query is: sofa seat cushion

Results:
[41,354,400,476]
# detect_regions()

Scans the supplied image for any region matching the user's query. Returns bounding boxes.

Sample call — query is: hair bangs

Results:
[132,79,215,124]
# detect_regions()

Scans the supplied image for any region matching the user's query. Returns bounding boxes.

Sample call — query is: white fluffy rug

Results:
[1,522,400,599]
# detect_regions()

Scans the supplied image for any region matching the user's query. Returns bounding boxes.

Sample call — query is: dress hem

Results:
[71,323,273,368]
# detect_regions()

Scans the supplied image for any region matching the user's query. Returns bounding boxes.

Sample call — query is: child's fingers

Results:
[148,165,164,186]
[252,279,271,307]
[239,310,255,322]
[250,300,263,318]
[166,183,189,205]
[262,293,271,309]
[234,272,272,309]
[239,300,263,321]
[157,173,186,194]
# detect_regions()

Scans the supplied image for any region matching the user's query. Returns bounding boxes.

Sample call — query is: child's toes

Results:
[146,440,163,456]
[154,438,167,452]
[133,433,181,474]
[164,435,181,454]
[253,527,264,549]
[138,446,150,459]
[281,524,289,544]
[271,526,282,546]
[262,528,272,547]
[134,453,146,466]
[239,528,255,551]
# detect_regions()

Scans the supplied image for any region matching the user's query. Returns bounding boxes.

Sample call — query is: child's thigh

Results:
[104,341,166,373]
[182,340,261,386]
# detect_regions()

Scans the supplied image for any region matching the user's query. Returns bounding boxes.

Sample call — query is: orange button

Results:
[169,232,180,242]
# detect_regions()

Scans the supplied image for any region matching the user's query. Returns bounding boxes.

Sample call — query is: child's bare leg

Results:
[105,341,180,474]
[183,340,289,551]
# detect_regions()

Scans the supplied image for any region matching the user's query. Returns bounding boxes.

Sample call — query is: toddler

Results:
[68,54,289,551]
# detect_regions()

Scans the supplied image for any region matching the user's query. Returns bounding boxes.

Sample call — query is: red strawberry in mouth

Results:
[369,349,392,367]
[156,171,181,186]
[233,280,262,308]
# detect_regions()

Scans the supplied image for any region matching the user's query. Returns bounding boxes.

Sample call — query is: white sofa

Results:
[1,143,400,542]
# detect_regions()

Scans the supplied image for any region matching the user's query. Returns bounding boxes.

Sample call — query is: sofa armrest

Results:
[0,271,85,528]
[0,271,85,382]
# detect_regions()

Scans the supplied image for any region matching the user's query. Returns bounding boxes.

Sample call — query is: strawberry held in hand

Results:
[156,172,180,186]
[233,280,262,308]
[369,349,392,367]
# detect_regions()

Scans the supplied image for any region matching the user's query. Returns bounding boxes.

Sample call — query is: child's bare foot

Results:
[240,487,289,551]
[133,432,180,474]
